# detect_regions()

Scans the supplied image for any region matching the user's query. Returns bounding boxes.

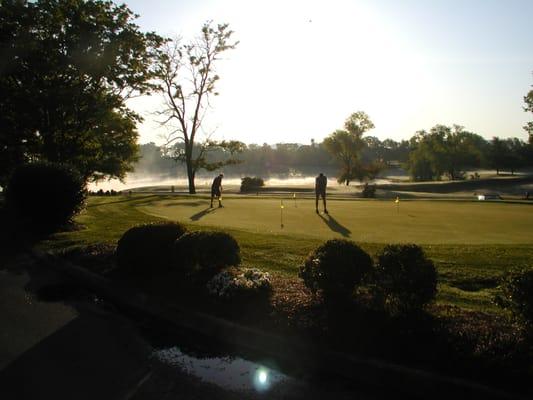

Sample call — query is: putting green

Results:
[138,196,533,244]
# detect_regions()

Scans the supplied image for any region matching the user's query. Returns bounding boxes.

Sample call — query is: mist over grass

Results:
[88,173,395,192]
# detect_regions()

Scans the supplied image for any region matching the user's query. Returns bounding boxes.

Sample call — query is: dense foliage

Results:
[240,176,265,192]
[299,239,373,302]
[0,0,164,185]
[116,222,187,277]
[524,82,533,138]
[173,231,241,282]
[497,269,533,330]
[373,244,437,314]
[5,162,86,233]
[361,183,376,198]
[323,112,385,185]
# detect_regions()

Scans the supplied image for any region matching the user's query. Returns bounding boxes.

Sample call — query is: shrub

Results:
[173,231,240,282]
[299,239,373,302]
[240,176,265,193]
[5,162,87,233]
[373,244,437,314]
[361,183,376,198]
[116,222,187,277]
[207,267,272,302]
[496,269,533,330]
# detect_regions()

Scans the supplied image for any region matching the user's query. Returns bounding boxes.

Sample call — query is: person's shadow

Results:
[318,213,351,237]
[190,207,216,221]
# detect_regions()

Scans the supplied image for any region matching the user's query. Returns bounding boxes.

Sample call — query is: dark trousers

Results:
[315,190,326,210]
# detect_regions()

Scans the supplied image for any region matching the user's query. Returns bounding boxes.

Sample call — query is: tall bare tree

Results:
[156,21,238,193]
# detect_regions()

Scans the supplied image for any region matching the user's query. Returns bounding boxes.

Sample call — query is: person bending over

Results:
[210,173,224,208]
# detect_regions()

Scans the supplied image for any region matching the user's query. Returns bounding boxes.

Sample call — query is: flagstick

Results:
[395,196,400,215]
[293,193,297,208]
[280,199,284,228]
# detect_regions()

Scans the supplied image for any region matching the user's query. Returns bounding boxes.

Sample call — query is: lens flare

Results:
[258,370,268,384]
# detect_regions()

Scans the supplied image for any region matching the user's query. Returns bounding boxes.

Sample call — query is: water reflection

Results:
[152,347,288,393]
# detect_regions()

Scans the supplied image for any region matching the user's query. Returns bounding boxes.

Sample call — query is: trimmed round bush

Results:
[497,269,533,329]
[116,222,187,277]
[5,162,87,233]
[299,239,373,301]
[173,231,240,282]
[374,244,437,314]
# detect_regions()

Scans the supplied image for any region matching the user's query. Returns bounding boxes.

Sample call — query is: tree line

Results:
[1,0,532,192]
[136,126,532,182]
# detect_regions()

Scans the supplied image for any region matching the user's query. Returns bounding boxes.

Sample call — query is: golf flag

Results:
[293,193,296,199]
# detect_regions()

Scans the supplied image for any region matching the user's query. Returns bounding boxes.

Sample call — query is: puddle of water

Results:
[152,346,289,393]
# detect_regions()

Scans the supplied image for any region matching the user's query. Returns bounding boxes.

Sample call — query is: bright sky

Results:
[122,0,533,145]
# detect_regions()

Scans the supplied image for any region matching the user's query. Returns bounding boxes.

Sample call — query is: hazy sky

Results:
[121,0,533,145]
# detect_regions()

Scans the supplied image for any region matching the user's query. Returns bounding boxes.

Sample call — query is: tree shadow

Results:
[190,207,216,221]
[318,213,351,237]
[86,195,158,208]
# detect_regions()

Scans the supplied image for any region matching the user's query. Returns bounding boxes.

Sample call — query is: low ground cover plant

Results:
[207,267,272,302]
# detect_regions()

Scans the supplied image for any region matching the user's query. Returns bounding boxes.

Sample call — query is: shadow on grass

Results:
[318,213,351,237]
[163,201,205,208]
[86,195,158,208]
[190,207,217,221]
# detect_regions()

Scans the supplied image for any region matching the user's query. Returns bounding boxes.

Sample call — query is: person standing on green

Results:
[315,172,328,214]
[210,173,224,208]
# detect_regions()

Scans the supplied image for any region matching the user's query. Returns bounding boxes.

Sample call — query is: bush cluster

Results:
[91,189,121,196]
[5,162,87,233]
[116,225,267,301]
[116,222,187,277]
[299,240,437,312]
[240,176,265,193]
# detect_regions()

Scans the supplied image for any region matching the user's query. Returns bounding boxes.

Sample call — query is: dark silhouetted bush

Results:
[496,269,533,330]
[361,183,376,198]
[240,176,265,193]
[116,222,187,277]
[299,239,373,302]
[5,162,87,234]
[173,231,240,282]
[373,244,437,314]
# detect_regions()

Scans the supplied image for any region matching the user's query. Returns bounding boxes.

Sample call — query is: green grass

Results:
[43,194,533,314]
